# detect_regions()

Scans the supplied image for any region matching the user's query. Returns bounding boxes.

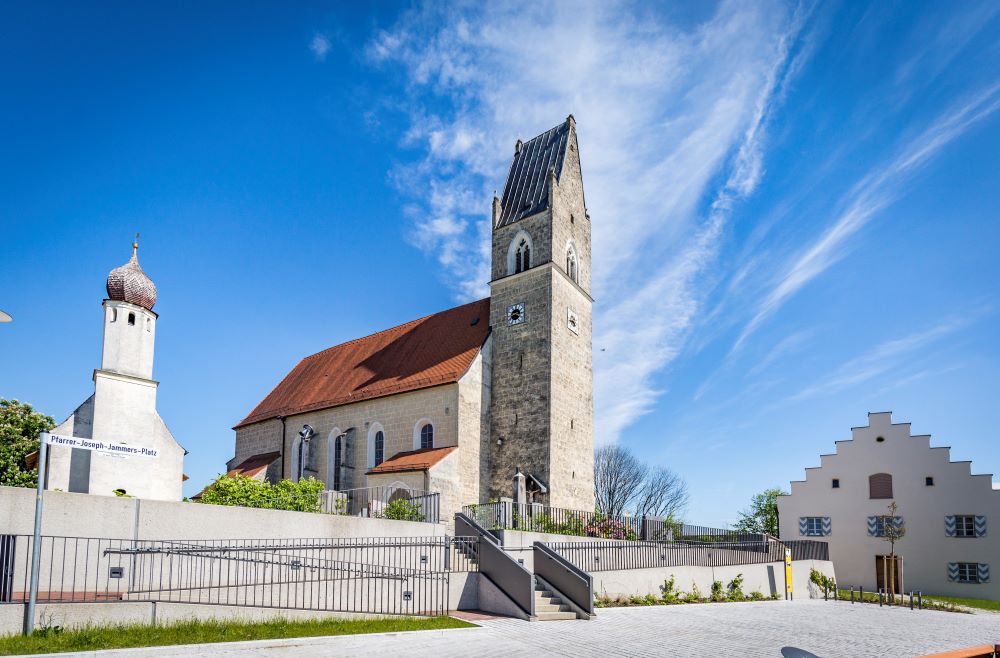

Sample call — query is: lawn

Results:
[0,616,475,656]
[920,595,1000,613]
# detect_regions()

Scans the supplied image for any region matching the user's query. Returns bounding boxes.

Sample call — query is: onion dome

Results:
[106,238,157,310]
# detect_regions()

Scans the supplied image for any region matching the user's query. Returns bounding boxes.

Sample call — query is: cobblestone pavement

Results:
[43,601,1000,658]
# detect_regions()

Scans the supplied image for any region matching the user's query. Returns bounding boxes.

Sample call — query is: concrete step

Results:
[535,611,578,621]
[535,589,553,597]
[535,603,570,613]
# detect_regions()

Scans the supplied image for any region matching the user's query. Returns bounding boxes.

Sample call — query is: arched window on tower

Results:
[566,247,578,282]
[420,423,434,449]
[128,312,135,326]
[515,239,531,273]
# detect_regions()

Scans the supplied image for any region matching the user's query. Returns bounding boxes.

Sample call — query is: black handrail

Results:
[534,541,593,615]
[455,513,534,617]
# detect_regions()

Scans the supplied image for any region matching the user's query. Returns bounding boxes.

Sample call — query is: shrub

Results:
[584,515,639,540]
[809,568,835,593]
[687,582,704,603]
[377,498,425,522]
[198,474,325,512]
[726,574,745,602]
[710,580,725,602]
[748,591,765,601]
[660,575,679,603]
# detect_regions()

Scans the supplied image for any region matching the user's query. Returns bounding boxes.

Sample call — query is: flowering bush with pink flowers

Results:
[584,516,639,540]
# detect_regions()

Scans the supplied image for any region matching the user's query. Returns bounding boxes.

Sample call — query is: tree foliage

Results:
[733,487,786,536]
[198,474,326,512]
[593,445,689,520]
[0,398,54,488]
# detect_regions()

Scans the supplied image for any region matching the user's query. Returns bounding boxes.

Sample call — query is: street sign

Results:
[42,433,159,459]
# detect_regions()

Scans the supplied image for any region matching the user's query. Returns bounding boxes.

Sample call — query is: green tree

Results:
[733,488,786,537]
[0,398,54,487]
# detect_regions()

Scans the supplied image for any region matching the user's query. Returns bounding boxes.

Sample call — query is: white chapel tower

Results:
[46,239,185,501]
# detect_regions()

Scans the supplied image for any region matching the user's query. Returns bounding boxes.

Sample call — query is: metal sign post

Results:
[24,433,159,635]
[24,434,48,635]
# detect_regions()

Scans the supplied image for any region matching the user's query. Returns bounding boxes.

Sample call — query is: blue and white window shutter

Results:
[945,515,987,537]
[868,516,903,537]
[799,517,831,537]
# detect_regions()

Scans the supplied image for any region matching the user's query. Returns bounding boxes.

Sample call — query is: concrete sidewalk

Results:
[27,600,1000,658]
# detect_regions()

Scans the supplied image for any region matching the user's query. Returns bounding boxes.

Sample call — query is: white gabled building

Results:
[777,412,998,599]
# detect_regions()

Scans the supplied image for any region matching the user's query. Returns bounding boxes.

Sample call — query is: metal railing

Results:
[0,535,478,616]
[545,537,787,572]
[784,540,830,562]
[534,541,593,615]
[462,502,763,543]
[455,513,535,618]
[337,487,440,524]
[198,486,441,524]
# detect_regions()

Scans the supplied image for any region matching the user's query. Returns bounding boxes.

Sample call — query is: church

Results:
[228,117,595,521]
[44,240,187,501]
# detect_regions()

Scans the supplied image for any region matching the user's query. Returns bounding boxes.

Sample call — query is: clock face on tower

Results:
[506,303,525,326]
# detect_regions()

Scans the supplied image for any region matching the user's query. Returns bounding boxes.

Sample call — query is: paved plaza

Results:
[36,600,1000,658]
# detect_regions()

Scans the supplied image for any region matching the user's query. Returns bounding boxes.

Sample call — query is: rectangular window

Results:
[926,476,934,486]
[831,478,840,489]
[954,515,976,538]
[802,517,825,536]
[956,563,980,583]
[872,516,902,537]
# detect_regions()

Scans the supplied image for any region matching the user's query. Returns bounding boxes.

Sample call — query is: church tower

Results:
[45,239,185,501]
[487,116,595,510]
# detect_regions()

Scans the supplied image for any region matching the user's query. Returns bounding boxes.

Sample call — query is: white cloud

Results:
[310,34,331,62]
[787,318,971,402]
[732,81,1000,353]
[368,0,813,443]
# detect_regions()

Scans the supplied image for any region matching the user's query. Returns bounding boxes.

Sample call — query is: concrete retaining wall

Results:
[590,560,836,600]
[0,486,444,540]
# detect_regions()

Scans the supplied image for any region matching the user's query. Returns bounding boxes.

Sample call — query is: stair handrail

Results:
[455,512,535,617]
[534,541,594,615]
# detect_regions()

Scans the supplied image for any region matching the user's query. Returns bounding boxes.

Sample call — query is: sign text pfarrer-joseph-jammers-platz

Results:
[42,433,160,458]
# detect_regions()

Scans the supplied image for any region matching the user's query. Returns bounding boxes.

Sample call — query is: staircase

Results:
[533,582,578,621]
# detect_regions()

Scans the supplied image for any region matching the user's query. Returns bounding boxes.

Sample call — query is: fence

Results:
[0,535,478,616]
[197,486,441,525]
[337,487,440,525]
[545,537,787,572]
[462,502,766,544]
[783,540,830,562]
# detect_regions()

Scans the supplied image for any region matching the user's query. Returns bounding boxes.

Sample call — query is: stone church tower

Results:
[487,116,595,511]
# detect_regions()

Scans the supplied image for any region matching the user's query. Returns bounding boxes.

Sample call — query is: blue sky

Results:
[1,1,998,525]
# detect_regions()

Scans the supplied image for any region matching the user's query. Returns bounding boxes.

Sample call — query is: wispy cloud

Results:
[367,0,814,443]
[787,317,971,402]
[732,81,1000,353]
[310,34,331,62]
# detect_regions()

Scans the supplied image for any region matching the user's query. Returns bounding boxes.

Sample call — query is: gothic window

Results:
[420,423,434,450]
[516,239,531,273]
[869,473,893,499]
[566,248,578,282]
[374,431,384,466]
[506,231,533,276]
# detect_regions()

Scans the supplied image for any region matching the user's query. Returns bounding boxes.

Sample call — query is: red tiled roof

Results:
[226,451,281,479]
[367,446,458,474]
[235,299,490,428]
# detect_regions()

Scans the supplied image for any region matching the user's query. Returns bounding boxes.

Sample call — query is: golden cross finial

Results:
[132,232,140,257]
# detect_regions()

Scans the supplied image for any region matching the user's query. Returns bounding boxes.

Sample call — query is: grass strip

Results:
[0,615,475,656]
[919,595,1000,613]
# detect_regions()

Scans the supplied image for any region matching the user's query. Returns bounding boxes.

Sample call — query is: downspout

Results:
[277,416,287,480]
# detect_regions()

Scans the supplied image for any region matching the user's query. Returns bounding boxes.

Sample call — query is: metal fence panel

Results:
[0,535,479,617]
